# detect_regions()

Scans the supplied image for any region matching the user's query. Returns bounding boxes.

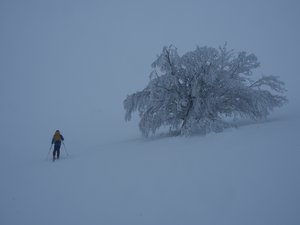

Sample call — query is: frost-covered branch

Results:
[250,75,286,93]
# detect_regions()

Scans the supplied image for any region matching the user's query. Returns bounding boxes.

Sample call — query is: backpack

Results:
[53,132,62,142]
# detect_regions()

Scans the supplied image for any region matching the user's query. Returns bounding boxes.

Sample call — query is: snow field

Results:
[1,109,300,225]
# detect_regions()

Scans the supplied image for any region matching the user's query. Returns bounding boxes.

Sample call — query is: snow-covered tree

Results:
[124,45,287,136]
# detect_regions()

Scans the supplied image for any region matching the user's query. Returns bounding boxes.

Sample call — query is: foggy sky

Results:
[1,0,299,150]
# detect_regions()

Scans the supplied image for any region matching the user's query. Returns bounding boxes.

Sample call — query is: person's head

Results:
[55,130,60,133]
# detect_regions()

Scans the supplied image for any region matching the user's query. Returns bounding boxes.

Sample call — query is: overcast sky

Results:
[1,0,299,149]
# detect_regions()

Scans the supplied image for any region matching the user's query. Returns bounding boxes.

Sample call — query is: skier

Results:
[51,130,64,161]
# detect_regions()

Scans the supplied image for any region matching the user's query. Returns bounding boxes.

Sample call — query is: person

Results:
[51,130,64,161]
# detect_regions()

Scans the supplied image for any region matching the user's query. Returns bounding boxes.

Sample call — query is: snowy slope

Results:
[1,1,300,225]
[1,107,300,225]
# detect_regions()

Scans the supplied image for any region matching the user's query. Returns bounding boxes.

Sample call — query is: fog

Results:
[1,0,299,151]
[1,1,300,225]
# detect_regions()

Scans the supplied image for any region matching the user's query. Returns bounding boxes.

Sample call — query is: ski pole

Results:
[62,141,69,157]
[46,144,52,158]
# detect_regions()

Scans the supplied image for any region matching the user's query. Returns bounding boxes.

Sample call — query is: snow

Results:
[1,107,300,225]
[1,0,300,224]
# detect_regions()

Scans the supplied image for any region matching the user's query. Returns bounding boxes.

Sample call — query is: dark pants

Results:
[53,142,61,159]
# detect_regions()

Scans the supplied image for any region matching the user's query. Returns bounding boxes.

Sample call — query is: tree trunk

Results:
[181,95,194,131]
